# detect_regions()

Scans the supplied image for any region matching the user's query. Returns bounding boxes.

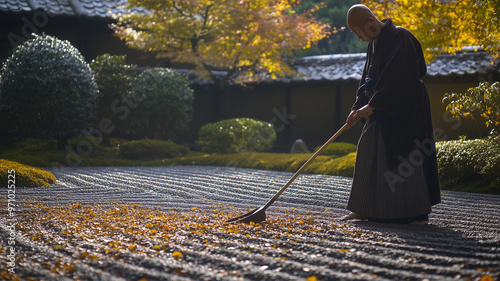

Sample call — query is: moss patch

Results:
[304,152,356,177]
[1,138,499,194]
[313,142,357,157]
[0,159,56,187]
[161,152,355,177]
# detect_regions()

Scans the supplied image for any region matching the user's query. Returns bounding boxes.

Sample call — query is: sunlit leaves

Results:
[111,0,329,83]
[443,82,500,139]
[362,0,500,63]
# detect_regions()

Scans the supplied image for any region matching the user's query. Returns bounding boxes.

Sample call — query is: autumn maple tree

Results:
[362,0,500,63]
[112,0,329,85]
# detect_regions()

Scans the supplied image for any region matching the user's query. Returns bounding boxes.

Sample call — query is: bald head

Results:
[346,4,383,42]
[347,4,377,29]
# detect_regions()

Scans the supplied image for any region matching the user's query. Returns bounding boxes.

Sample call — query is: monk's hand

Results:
[346,105,374,128]
[356,104,374,120]
[346,110,359,129]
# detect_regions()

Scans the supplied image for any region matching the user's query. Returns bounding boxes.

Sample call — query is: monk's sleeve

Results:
[351,63,370,111]
[367,35,423,117]
[352,84,369,111]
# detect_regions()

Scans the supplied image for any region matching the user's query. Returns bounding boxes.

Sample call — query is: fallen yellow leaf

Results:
[172,251,182,260]
[306,275,318,281]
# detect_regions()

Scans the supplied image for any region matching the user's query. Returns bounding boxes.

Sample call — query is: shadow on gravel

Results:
[351,220,498,263]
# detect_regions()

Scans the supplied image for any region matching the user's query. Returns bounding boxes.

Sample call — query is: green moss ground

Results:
[1,138,498,194]
[0,138,354,177]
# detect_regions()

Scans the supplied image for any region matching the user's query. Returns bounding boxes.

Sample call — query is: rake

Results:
[227,123,349,224]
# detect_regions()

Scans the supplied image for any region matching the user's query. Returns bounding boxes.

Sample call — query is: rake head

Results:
[226,206,267,224]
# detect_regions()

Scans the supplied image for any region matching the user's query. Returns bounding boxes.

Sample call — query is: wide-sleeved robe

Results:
[347,18,441,220]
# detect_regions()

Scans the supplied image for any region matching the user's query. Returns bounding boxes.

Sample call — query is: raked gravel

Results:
[1,166,499,281]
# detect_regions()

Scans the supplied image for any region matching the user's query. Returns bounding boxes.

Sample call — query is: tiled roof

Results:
[184,49,499,86]
[0,0,144,17]
[0,0,31,13]
[290,49,500,83]
[426,50,498,77]
[292,53,366,82]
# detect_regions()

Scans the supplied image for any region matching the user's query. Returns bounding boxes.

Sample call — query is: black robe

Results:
[351,18,441,206]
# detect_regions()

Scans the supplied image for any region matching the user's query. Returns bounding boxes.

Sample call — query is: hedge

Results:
[118,139,189,160]
[436,138,500,192]
[197,118,276,153]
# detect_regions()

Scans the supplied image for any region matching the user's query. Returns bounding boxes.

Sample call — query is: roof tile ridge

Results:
[26,0,39,10]
[67,0,84,15]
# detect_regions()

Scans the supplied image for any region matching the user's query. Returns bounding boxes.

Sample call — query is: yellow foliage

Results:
[443,82,500,139]
[362,0,500,63]
[112,0,329,83]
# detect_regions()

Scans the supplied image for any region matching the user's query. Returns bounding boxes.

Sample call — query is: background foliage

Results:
[443,82,500,140]
[362,0,500,63]
[436,139,500,193]
[197,118,276,153]
[294,0,368,56]
[112,0,329,84]
[118,139,189,160]
[90,54,137,145]
[128,68,194,141]
[0,34,97,149]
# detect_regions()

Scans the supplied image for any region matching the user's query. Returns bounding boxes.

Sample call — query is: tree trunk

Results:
[57,137,68,150]
[99,94,113,146]
[102,133,111,146]
[214,81,232,121]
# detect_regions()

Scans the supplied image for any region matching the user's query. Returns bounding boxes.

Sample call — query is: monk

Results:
[342,4,441,224]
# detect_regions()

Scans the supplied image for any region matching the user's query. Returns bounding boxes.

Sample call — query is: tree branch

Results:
[172,1,187,17]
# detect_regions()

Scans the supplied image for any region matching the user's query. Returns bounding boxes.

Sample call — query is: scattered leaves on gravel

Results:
[1,199,498,281]
[2,200,351,280]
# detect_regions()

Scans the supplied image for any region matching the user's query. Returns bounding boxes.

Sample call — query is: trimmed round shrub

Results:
[118,139,189,160]
[0,159,56,187]
[90,54,137,145]
[313,142,357,157]
[197,118,276,153]
[436,138,500,189]
[0,34,98,148]
[128,68,194,141]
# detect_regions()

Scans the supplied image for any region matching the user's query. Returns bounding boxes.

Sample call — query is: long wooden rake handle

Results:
[226,123,349,223]
[261,123,349,210]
